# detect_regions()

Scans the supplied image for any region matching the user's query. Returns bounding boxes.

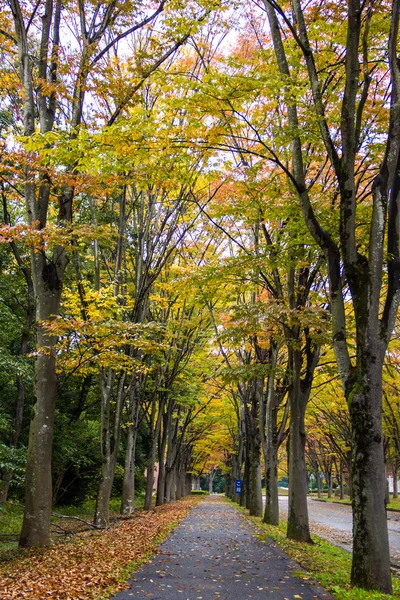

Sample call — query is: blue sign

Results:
[235,479,242,494]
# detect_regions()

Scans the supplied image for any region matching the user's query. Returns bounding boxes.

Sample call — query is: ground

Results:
[112,497,333,600]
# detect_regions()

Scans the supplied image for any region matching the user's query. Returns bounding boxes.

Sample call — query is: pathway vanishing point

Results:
[112,498,334,600]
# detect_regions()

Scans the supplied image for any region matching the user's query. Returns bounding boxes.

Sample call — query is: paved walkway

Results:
[112,498,333,600]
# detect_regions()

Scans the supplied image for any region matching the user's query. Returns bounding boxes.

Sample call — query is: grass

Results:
[310,493,400,511]
[232,500,400,600]
[261,487,289,496]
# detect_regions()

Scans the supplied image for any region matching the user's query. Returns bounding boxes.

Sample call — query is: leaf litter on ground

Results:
[0,497,199,600]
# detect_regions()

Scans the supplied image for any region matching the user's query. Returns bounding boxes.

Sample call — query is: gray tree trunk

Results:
[120,412,139,514]
[349,360,391,590]
[247,380,263,517]
[261,345,282,525]
[287,341,319,543]
[144,437,157,511]
[393,461,399,499]
[94,371,125,527]
[19,280,62,547]
[316,471,322,499]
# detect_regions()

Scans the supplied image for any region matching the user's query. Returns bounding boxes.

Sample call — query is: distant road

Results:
[276,495,400,568]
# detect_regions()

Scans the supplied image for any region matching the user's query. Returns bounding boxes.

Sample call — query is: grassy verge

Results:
[262,487,289,496]
[310,494,400,511]
[0,496,200,599]
[232,501,400,600]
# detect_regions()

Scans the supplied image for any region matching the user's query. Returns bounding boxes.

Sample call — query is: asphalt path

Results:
[112,497,333,600]
[277,496,400,568]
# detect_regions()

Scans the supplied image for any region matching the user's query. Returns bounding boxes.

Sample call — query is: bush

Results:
[191,490,210,495]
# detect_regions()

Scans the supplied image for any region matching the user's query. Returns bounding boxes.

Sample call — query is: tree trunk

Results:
[192,475,200,490]
[19,279,62,547]
[94,370,125,527]
[247,379,263,517]
[121,375,141,514]
[348,364,391,591]
[287,344,318,544]
[52,469,66,505]
[393,460,399,500]
[327,472,333,498]
[120,426,138,514]
[248,442,263,517]
[0,472,12,505]
[316,471,322,498]
[144,436,157,511]
[208,468,214,494]
[261,344,280,525]
[339,461,344,500]
[175,466,183,500]
[241,446,249,507]
[263,442,279,524]
[156,409,169,506]
[120,399,140,514]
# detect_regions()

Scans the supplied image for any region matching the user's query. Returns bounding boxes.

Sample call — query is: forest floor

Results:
[111,496,333,600]
[0,496,199,599]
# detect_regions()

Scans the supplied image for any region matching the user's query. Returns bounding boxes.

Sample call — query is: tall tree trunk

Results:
[248,441,263,517]
[327,471,333,498]
[160,402,174,504]
[120,386,141,514]
[316,471,322,499]
[241,445,249,507]
[287,366,312,542]
[348,359,391,590]
[287,340,319,543]
[208,468,214,494]
[264,441,279,524]
[94,370,125,527]
[144,393,165,511]
[261,345,281,525]
[393,460,399,499]
[156,429,167,507]
[339,461,344,500]
[246,379,263,517]
[19,276,63,547]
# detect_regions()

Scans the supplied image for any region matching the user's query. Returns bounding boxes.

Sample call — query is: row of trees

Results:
[0,0,399,594]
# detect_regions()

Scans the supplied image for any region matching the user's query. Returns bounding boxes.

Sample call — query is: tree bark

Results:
[144,391,165,511]
[348,361,391,590]
[94,371,126,527]
[393,460,399,499]
[287,350,312,543]
[19,279,62,547]
[287,338,319,543]
[120,387,141,514]
[245,379,263,517]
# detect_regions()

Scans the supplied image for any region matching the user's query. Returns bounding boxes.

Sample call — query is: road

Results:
[277,496,400,568]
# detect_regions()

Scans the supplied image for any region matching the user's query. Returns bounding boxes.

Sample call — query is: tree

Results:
[258,0,399,590]
[4,0,223,547]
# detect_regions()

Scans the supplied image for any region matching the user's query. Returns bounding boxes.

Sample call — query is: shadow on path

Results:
[111,497,334,600]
